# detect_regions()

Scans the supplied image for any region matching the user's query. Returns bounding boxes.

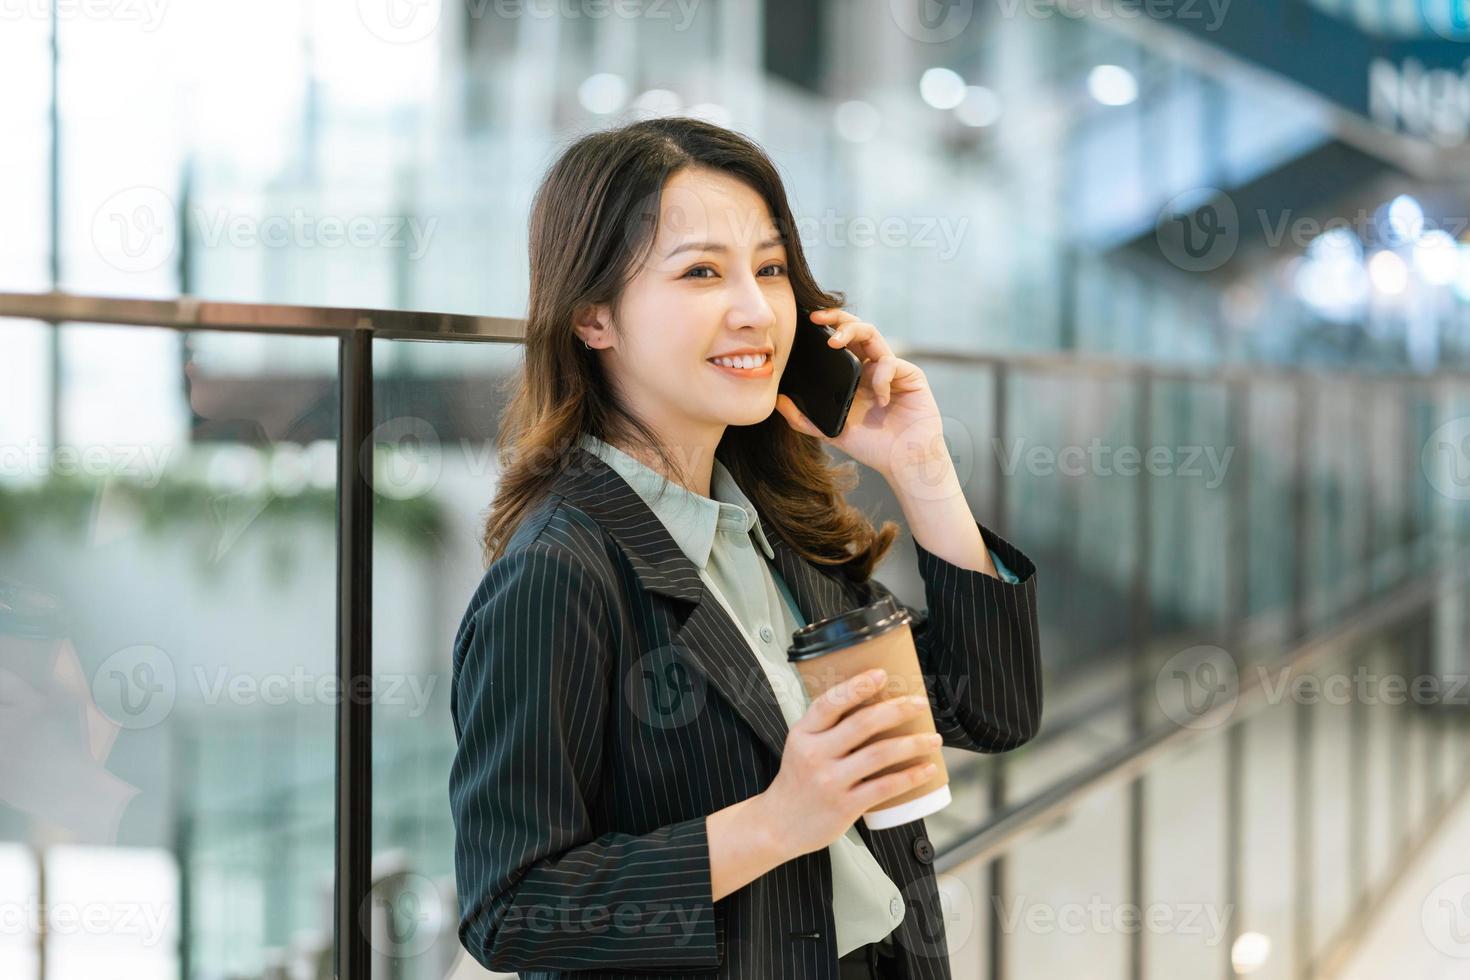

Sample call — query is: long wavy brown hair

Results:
[480,115,898,583]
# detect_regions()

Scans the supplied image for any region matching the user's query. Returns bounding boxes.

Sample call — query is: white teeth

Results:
[710,353,769,369]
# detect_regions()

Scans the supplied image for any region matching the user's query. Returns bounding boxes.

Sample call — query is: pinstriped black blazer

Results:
[449,446,1042,979]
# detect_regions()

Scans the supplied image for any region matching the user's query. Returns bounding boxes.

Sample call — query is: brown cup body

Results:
[789,617,950,820]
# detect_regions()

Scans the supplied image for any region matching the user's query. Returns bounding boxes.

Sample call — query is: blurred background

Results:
[2,0,1470,978]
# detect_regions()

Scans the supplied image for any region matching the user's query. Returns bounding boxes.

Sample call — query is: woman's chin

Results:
[718,398,777,427]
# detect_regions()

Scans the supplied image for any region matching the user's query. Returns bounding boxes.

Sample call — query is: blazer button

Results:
[912,836,934,864]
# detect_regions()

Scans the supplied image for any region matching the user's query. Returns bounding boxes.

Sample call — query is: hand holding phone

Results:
[777,314,863,438]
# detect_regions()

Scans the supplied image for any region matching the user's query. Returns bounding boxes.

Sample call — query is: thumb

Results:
[775,395,822,438]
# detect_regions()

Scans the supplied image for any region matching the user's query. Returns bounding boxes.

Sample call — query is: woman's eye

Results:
[682,264,786,279]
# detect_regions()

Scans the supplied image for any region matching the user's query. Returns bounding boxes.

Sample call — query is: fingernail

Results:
[908,695,928,705]
[869,669,887,683]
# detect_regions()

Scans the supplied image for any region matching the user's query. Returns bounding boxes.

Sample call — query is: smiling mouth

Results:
[706,353,772,370]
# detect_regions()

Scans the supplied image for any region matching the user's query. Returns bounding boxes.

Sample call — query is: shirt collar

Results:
[576,432,776,570]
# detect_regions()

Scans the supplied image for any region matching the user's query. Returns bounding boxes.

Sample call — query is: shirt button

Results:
[759,625,774,643]
[890,897,904,919]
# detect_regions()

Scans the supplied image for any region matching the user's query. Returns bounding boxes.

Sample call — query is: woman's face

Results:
[587,166,797,458]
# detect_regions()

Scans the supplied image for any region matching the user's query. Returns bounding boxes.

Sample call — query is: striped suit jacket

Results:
[449,446,1042,979]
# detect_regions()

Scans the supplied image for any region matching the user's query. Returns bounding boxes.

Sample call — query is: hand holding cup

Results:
[760,668,941,859]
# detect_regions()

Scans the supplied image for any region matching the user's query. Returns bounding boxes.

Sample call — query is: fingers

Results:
[797,667,889,735]
[811,309,894,365]
[823,693,930,755]
[837,730,942,786]
[809,307,858,326]
[776,395,823,439]
[873,358,895,406]
[825,321,893,365]
[854,758,939,809]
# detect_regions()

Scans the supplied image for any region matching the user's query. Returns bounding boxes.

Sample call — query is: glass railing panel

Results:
[367,336,524,980]
[995,369,1144,774]
[1239,693,1300,980]
[1306,659,1354,963]
[928,854,992,980]
[1361,639,1401,896]
[1363,384,1408,594]
[1143,378,1231,654]
[1142,736,1228,980]
[1001,781,1131,979]
[0,16,49,294]
[1244,380,1299,644]
[0,318,341,980]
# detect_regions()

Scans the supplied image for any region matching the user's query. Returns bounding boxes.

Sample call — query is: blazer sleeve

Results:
[448,545,722,974]
[856,519,1043,753]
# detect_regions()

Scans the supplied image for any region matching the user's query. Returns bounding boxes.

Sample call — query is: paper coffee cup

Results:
[787,595,950,830]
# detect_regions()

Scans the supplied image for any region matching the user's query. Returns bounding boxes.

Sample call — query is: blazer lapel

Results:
[758,511,858,629]
[552,447,858,763]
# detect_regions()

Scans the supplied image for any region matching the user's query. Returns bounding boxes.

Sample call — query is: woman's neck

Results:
[603,429,721,499]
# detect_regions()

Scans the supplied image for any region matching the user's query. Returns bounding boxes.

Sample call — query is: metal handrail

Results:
[0,290,523,342]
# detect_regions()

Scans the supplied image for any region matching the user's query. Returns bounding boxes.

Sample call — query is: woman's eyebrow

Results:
[665,235,786,257]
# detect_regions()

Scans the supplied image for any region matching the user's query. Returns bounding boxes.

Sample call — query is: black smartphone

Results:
[778,314,862,438]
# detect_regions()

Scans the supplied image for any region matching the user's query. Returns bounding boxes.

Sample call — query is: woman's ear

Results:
[573,302,613,351]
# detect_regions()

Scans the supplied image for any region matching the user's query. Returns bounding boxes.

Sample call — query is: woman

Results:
[448,116,1042,980]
